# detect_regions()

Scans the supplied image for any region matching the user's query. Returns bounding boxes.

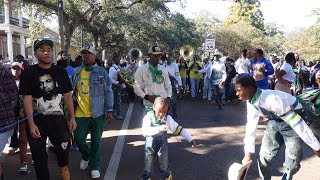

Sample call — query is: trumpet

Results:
[180,45,194,60]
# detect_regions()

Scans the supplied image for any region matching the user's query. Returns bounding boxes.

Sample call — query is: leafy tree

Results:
[284,26,320,61]
[20,0,145,53]
[224,0,264,31]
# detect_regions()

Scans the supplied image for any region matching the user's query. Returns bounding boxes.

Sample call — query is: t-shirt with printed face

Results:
[19,64,72,115]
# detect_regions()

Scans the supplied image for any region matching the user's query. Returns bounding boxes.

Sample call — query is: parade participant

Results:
[15,55,29,70]
[0,63,19,179]
[201,58,212,101]
[134,46,172,111]
[225,57,236,102]
[235,49,250,79]
[236,76,320,180]
[177,56,188,98]
[72,45,114,179]
[141,97,197,180]
[163,52,182,118]
[188,56,202,101]
[275,52,296,94]
[8,63,23,155]
[291,54,303,96]
[57,51,74,81]
[120,63,138,102]
[268,53,281,90]
[196,49,226,110]
[8,62,30,174]
[109,54,124,120]
[20,39,76,180]
[249,49,274,89]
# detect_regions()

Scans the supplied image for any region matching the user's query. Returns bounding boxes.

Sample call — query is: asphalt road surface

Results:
[2,96,320,180]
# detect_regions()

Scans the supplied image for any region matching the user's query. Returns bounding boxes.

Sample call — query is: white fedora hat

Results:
[228,160,252,180]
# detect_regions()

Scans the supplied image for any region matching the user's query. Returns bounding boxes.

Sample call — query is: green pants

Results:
[74,115,105,170]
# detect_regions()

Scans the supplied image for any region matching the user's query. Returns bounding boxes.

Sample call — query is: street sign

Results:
[204,39,215,52]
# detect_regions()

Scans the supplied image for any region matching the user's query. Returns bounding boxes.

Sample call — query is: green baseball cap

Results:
[34,39,54,51]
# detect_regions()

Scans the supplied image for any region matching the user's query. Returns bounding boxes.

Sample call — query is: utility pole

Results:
[58,0,65,52]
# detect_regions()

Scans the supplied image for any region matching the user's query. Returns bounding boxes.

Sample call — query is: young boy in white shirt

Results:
[141,97,197,180]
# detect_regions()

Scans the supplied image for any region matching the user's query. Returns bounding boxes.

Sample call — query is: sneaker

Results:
[18,162,29,175]
[8,147,19,155]
[116,115,124,120]
[80,159,89,170]
[91,170,100,179]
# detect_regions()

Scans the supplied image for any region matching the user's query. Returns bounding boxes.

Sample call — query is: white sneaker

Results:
[8,147,19,155]
[91,170,100,179]
[80,159,89,170]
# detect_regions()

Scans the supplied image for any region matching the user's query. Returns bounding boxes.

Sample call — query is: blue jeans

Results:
[113,86,122,116]
[190,78,200,98]
[203,77,212,100]
[258,120,302,180]
[0,129,14,153]
[142,132,170,179]
[169,77,177,117]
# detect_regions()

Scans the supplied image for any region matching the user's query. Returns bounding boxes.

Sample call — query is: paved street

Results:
[2,97,320,180]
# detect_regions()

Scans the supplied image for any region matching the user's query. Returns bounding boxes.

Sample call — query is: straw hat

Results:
[228,160,252,180]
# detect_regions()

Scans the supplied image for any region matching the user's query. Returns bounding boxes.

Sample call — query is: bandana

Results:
[82,63,98,71]
[148,64,164,84]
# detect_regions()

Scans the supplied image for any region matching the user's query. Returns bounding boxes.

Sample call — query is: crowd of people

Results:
[0,39,320,180]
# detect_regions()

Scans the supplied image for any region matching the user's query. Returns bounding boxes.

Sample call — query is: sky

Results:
[167,0,320,32]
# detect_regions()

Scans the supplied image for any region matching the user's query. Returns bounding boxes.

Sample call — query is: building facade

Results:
[0,0,29,63]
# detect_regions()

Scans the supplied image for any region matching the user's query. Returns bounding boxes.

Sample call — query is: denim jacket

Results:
[71,66,113,118]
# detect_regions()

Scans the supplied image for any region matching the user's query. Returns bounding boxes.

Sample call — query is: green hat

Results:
[34,39,54,51]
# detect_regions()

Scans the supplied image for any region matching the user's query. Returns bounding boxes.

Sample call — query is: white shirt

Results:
[142,112,193,142]
[198,60,226,85]
[280,62,295,82]
[108,64,121,85]
[235,58,250,74]
[134,63,172,107]
[244,89,320,153]
[163,62,182,86]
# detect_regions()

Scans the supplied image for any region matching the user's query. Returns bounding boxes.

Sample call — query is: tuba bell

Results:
[180,45,194,60]
[128,48,142,62]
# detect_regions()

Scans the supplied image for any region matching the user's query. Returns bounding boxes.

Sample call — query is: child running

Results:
[141,97,197,180]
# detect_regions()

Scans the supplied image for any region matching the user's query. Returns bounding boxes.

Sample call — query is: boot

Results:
[60,166,70,180]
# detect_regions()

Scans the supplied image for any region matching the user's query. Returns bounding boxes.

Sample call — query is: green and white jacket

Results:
[245,88,320,153]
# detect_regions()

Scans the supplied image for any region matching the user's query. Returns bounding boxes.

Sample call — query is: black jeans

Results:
[27,114,70,180]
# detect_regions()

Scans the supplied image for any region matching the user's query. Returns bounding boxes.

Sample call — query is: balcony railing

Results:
[0,14,29,28]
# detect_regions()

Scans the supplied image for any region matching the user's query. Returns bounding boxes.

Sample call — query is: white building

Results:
[0,0,29,63]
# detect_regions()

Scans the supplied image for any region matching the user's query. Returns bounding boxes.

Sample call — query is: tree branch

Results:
[115,0,144,10]
[21,0,59,12]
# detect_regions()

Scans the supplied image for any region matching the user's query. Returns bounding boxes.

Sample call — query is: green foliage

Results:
[24,5,48,41]
[224,0,264,31]
[284,25,320,61]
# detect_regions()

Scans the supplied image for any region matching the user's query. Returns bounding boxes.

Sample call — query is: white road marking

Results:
[104,102,134,180]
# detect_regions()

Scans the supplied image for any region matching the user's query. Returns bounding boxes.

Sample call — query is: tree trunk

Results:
[63,16,77,54]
